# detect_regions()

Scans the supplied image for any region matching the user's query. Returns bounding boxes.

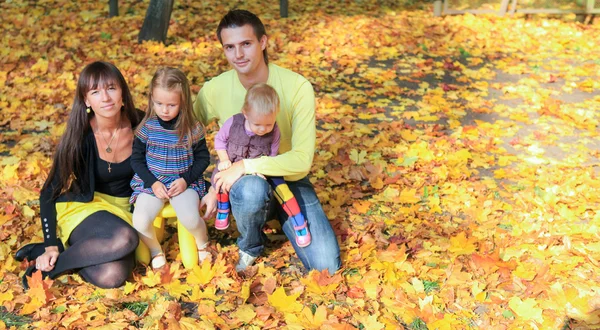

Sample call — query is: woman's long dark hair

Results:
[43,61,139,198]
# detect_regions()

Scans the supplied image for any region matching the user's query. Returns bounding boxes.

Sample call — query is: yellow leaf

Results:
[401,130,418,142]
[509,297,543,323]
[141,269,162,287]
[20,297,45,315]
[448,232,477,256]
[357,314,384,330]
[231,304,256,323]
[165,280,192,300]
[301,305,327,329]
[267,286,302,313]
[240,282,250,303]
[123,281,137,295]
[350,149,367,165]
[187,261,216,286]
[0,291,13,305]
[400,188,421,204]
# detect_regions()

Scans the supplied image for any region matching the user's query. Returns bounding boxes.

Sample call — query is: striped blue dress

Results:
[129,116,206,203]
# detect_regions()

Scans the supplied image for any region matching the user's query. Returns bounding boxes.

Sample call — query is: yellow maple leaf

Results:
[165,280,191,300]
[301,270,342,295]
[267,286,302,313]
[509,297,543,323]
[350,149,367,165]
[187,260,216,286]
[20,297,45,315]
[141,269,162,287]
[300,305,327,329]
[448,232,477,256]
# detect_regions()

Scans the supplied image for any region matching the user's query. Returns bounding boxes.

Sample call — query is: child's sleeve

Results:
[180,123,211,185]
[214,116,234,151]
[130,136,158,188]
[270,124,281,157]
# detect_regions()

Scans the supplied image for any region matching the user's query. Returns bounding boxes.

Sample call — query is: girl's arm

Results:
[180,137,210,185]
[131,137,158,188]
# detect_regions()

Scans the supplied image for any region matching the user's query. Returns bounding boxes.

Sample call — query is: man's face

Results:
[220,24,267,76]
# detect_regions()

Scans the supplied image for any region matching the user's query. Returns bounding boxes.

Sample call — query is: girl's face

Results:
[85,80,123,120]
[152,87,180,122]
[243,108,277,136]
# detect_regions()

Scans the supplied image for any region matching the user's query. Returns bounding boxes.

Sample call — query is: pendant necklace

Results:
[99,126,119,153]
[107,125,122,173]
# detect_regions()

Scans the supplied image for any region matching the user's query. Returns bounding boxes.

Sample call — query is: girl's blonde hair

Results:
[139,67,199,148]
[242,83,280,116]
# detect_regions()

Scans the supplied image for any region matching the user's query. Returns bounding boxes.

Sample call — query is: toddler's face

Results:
[244,109,277,136]
[152,87,181,122]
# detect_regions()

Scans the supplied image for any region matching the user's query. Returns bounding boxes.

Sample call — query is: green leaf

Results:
[502,310,514,318]
[52,305,67,313]
[400,156,418,167]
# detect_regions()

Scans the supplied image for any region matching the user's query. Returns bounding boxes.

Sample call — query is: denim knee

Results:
[229,175,271,209]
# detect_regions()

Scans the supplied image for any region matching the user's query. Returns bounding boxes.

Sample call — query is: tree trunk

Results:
[280,0,289,18]
[109,0,119,17]
[138,0,175,44]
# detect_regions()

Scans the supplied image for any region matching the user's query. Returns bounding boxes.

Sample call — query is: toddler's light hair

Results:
[242,83,280,116]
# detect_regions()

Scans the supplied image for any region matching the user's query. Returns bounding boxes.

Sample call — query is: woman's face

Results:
[85,80,123,120]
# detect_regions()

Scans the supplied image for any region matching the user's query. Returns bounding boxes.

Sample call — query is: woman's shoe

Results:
[15,243,40,262]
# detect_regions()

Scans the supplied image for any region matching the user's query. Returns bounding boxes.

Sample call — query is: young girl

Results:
[130,67,211,269]
[213,83,311,247]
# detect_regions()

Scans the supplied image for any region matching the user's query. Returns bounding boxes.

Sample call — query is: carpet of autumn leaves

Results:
[1,0,600,329]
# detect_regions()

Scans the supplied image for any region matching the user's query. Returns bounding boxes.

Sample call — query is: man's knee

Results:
[229,175,270,206]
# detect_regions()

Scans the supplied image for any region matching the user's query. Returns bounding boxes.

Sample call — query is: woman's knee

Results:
[82,264,130,289]
[112,225,139,253]
[229,175,270,206]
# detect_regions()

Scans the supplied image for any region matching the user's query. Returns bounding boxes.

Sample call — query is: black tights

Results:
[48,211,138,288]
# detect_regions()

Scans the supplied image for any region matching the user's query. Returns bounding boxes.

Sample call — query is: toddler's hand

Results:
[152,181,170,200]
[168,178,187,197]
[218,160,232,171]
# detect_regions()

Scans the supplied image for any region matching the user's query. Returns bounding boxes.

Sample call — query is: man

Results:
[194,9,340,274]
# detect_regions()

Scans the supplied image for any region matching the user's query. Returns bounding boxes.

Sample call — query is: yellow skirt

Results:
[55,192,133,245]
[55,192,150,263]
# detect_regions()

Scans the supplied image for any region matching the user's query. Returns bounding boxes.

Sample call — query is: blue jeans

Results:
[229,175,341,274]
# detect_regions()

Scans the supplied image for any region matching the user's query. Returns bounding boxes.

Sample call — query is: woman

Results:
[17,61,145,289]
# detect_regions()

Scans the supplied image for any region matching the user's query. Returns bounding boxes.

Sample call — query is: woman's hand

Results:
[152,181,169,200]
[218,160,232,171]
[168,178,187,198]
[200,186,217,219]
[36,246,60,272]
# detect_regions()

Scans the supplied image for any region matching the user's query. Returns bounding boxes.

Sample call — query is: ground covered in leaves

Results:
[1,0,600,329]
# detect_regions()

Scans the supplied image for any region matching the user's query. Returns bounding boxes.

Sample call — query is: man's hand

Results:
[36,246,60,272]
[218,160,232,171]
[200,186,217,219]
[214,160,245,193]
[152,181,169,200]
[168,178,187,197]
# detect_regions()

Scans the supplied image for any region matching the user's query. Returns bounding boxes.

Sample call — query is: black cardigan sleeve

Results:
[39,170,61,247]
[130,137,159,188]
[180,137,211,185]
